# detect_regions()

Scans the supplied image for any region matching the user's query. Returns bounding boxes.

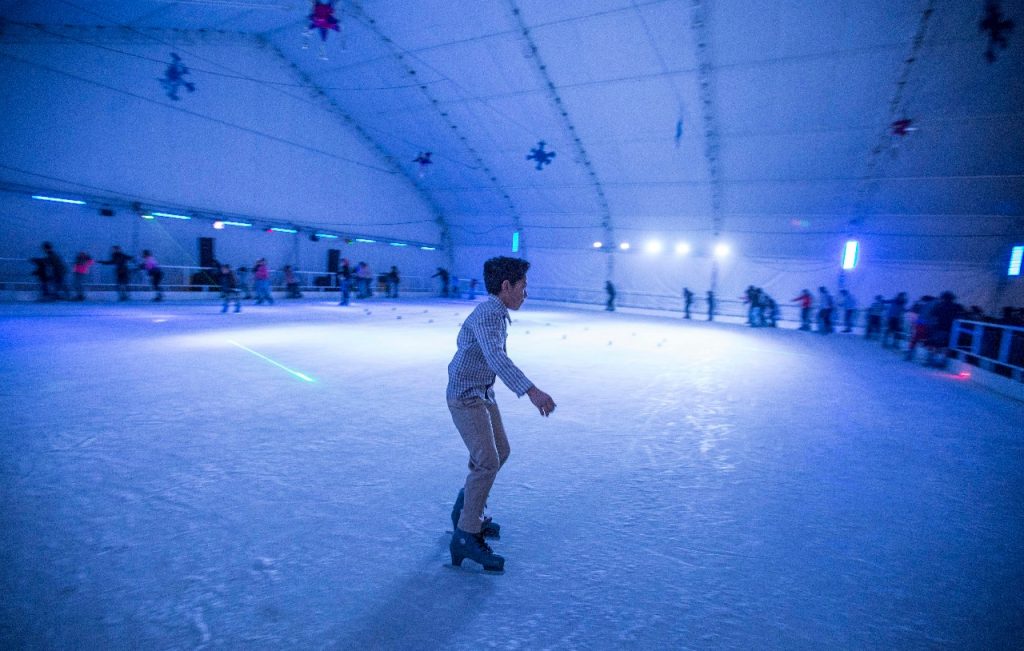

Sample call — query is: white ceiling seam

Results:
[262,37,454,262]
[344,2,526,256]
[507,0,616,275]
[853,0,937,228]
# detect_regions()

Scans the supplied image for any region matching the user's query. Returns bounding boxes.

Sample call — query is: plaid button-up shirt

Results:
[447,294,533,401]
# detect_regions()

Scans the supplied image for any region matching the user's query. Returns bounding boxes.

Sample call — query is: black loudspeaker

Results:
[327,248,340,273]
[198,237,216,268]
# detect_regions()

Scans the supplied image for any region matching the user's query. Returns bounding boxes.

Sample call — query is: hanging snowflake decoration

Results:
[303,0,341,60]
[979,1,1014,63]
[413,152,433,178]
[159,53,195,101]
[526,141,556,170]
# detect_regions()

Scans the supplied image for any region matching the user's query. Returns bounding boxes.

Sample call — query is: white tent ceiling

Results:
[1,0,1021,251]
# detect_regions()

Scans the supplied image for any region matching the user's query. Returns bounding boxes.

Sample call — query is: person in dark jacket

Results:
[218,263,241,313]
[683,287,694,319]
[29,256,51,300]
[926,291,961,366]
[882,292,908,348]
[386,266,400,298]
[100,245,134,301]
[42,242,70,300]
[706,290,715,321]
[605,281,616,311]
[337,258,352,305]
[432,267,450,297]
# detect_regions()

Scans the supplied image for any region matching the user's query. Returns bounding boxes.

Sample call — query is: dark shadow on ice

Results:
[330,534,497,649]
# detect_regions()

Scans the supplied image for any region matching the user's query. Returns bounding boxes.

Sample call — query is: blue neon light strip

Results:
[227,340,315,383]
[355,238,376,243]
[316,233,339,239]
[270,227,297,234]
[389,242,407,247]
[142,214,155,219]
[842,240,859,270]
[152,211,191,220]
[1009,246,1023,276]
[221,221,252,227]
[512,231,520,253]
[32,195,86,205]
[420,246,436,251]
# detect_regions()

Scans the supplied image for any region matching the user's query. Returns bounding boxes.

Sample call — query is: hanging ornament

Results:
[526,141,556,170]
[674,117,684,148]
[979,1,1014,63]
[890,118,916,137]
[413,152,433,178]
[159,53,195,101]
[303,1,341,60]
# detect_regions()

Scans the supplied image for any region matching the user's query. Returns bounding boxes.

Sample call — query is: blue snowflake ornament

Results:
[526,141,556,170]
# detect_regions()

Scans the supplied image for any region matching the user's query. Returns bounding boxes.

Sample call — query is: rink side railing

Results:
[2,256,816,322]
[948,319,1024,383]
[527,284,806,324]
[0,258,438,296]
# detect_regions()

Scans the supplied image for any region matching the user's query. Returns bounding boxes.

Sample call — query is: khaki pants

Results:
[449,396,510,533]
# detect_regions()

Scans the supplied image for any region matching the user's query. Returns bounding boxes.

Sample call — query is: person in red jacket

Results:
[71,252,94,301]
[792,289,813,331]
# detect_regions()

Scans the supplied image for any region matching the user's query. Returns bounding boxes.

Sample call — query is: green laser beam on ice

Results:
[228,340,316,383]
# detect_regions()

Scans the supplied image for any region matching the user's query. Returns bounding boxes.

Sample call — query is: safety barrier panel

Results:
[948,319,1024,383]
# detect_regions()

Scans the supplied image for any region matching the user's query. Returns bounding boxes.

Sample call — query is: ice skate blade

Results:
[445,562,504,575]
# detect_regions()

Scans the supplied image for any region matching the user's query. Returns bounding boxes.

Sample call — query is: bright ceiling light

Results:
[674,241,691,255]
[842,240,860,270]
[593,241,603,249]
[619,242,630,250]
[714,243,730,258]
[644,240,664,254]
[32,195,85,205]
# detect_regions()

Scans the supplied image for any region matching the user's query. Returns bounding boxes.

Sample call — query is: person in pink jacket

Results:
[72,252,94,301]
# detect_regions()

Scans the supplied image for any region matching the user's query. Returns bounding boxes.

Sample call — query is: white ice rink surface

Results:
[1,297,1021,649]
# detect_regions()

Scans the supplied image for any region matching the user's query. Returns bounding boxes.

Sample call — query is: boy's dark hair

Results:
[484,256,530,295]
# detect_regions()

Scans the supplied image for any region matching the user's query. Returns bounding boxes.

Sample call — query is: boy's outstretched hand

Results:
[527,386,556,417]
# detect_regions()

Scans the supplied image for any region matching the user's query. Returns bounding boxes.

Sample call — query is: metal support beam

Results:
[689,0,725,293]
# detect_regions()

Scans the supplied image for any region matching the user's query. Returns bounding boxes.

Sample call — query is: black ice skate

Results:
[450,528,505,573]
[451,488,501,539]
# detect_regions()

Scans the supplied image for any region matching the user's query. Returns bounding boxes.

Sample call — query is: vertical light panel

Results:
[1009,246,1023,276]
[842,240,859,270]
[512,231,520,253]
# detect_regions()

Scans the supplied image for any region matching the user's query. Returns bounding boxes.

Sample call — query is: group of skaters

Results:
[789,287,860,334]
[788,286,1018,368]
[213,258,402,312]
[25,242,411,310]
[336,259,401,305]
[30,242,164,302]
[431,267,480,300]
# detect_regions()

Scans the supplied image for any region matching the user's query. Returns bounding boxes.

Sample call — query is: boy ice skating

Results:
[447,256,556,573]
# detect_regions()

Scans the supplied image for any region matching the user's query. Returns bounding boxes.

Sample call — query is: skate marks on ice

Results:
[330,539,498,649]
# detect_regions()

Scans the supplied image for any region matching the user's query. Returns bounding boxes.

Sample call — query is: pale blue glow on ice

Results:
[227,338,316,382]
